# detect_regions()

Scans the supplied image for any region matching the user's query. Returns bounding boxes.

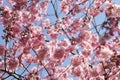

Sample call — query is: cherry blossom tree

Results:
[0,0,120,80]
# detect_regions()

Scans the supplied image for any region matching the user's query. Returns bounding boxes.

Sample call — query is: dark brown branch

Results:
[0,69,21,80]
[51,0,58,18]
[32,49,51,76]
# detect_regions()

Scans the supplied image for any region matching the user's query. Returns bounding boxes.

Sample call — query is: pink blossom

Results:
[90,68,99,77]
[56,18,62,23]
[78,30,92,41]
[30,5,39,14]
[82,49,91,57]
[13,0,24,3]
[41,1,48,10]
[0,0,3,5]
[72,66,81,77]
[7,58,19,70]
[97,45,113,58]
[66,45,76,53]
[50,32,58,39]
[61,1,69,14]
[71,55,84,67]
[88,5,103,17]
[0,44,6,56]
[80,41,92,50]
[30,67,38,75]
[53,47,65,59]
[22,46,30,54]
[71,4,81,16]
[7,0,16,5]
[37,47,48,60]
[58,39,70,48]
[26,55,33,64]
[2,8,11,19]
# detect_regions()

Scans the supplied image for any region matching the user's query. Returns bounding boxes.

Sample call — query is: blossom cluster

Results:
[0,0,120,80]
